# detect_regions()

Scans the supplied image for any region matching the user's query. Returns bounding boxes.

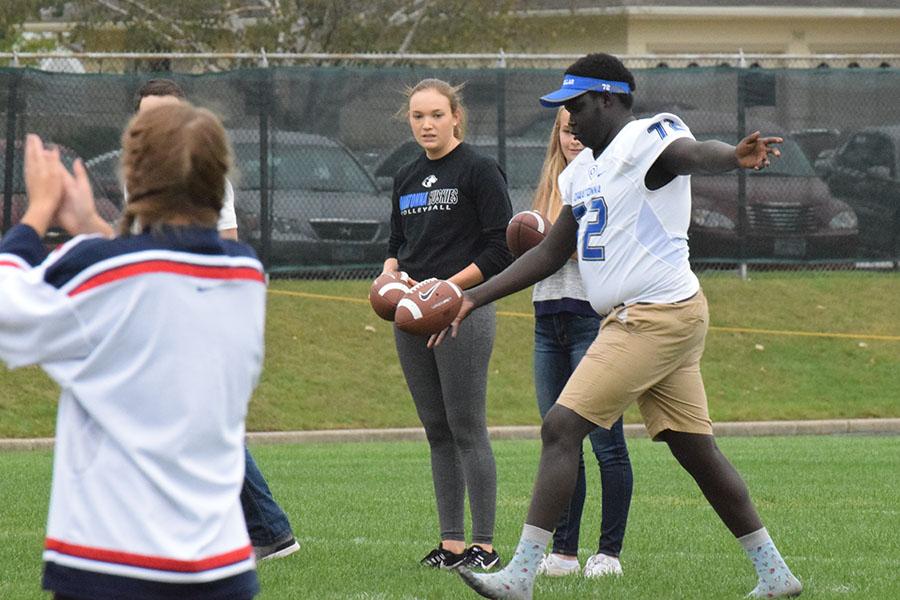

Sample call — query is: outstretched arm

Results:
[428,207,578,346]
[653,131,783,179]
[470,206,577,306]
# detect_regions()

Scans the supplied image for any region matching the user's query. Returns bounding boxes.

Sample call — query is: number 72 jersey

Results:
[558,112,700,316]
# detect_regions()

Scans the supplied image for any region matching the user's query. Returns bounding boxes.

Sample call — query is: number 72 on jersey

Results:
[573,196,608,261]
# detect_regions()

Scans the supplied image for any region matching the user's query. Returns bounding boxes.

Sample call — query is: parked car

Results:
[228,129,392,268]
[662,111,856,260]
[2,141,119,245]
[815,125,900,257]
[789,128,840,164]
[84,149,125,209]
[373,136,548,213]
[85,132,391,270]
[374,119,858,260]
[689,132,857,259]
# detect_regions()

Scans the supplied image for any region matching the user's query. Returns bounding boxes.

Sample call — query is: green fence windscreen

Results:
[2,66,898,276]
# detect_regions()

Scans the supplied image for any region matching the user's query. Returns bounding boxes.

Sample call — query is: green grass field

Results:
[1,435,898,599]
[1,271,898,437]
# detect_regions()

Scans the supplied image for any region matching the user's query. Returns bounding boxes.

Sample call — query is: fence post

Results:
[495,49,507,173]
[736,52,749,280]
[240,64,275,269]
[258,67,273,269]
[2,70,21,235]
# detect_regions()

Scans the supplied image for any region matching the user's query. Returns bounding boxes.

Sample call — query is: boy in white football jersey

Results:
[3,107,263,600]
[434,53,802,599]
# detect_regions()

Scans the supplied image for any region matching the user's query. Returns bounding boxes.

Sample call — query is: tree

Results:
[60,0,540,54]
[0,1,62,52]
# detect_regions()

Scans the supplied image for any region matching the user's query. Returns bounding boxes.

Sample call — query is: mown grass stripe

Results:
[267,289,900,342]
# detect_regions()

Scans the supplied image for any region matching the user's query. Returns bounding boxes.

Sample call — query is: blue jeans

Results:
[241,447,293,546]
[534,312,634,557]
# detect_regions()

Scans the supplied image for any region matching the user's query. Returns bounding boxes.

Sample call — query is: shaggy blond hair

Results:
[531,107,573,222]
[119,102,231,235]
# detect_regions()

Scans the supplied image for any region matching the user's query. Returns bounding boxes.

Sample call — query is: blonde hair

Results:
[402,78,467,140]
[531,107,571,223]
[119,102,231,236]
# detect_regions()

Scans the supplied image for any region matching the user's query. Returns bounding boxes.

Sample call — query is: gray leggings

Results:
[394,303,497,545]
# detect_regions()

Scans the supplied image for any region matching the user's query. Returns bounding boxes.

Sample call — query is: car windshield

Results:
[699,135,815,177]
[233,143,376,193]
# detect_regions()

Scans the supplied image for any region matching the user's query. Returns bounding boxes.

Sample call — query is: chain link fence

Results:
[1,53,898,278]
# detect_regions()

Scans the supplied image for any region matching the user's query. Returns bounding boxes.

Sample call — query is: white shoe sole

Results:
[583,569,623,578]
[258,540,300,561]
[541,568,580,577]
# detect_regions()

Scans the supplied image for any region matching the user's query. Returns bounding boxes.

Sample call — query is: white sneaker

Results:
[537,553,580,577]
[583,553,623,578]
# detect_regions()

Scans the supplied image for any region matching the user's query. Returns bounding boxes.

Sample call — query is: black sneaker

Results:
[461,545,501,570]
[420,544,466,569]
[254,534,300,561]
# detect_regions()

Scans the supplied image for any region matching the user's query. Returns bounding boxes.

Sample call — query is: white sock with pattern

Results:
[739,528,802,598]
[458,524,551,600]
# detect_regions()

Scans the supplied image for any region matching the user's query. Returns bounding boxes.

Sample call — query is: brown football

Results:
[368,271,412,321]
[506,210,548,257]
[395,278,464,336]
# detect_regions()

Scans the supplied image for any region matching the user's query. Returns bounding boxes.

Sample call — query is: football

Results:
[395,278,464,336]
[369,271,413,321]
[506,210,548,257]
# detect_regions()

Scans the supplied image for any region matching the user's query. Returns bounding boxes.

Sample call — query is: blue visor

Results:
[539,75,632,107]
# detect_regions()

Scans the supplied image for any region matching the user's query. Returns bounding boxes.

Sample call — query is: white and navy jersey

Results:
[0,224,265,599]
[559,113,700,316]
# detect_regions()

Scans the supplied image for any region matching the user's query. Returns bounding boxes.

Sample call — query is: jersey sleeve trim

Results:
[633,113,695,191]
[0,224,49,267]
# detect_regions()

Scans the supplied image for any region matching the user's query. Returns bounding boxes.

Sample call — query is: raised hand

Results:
[735,131,783,171]
[21,134,65,236]
[58,159,113,237]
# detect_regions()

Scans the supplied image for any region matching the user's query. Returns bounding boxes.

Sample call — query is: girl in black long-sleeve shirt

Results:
[388,142,512,283]
[382,78,512,571]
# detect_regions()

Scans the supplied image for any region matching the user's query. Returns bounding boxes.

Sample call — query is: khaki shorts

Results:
[556,289,713,440]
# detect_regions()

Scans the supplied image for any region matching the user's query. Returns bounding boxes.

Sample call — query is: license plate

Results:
[773,238,806,257]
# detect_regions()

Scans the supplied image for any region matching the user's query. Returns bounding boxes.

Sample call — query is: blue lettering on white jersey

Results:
[557,113,700,314]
